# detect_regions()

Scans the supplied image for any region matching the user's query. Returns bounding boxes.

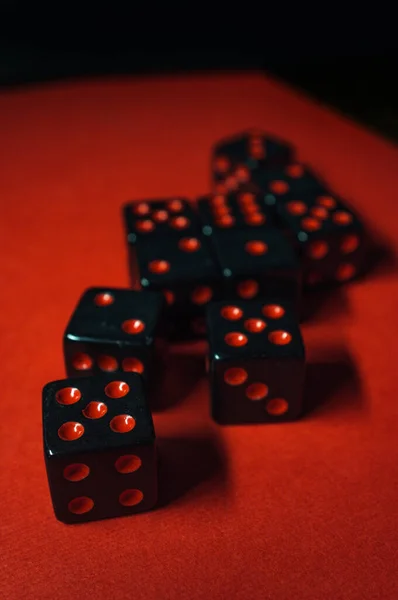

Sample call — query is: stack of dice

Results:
[42,130,366,524]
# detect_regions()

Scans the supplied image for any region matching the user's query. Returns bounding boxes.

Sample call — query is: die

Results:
[252,163,326,204]
[211,130,294,193]
[275,192,366,286]
[206,227,301,308]
[63,287,165,386]
[131,231,221,339]
[206,299,305,424]
[42,373,157,523]
[123,198,199,244]
[197,189,276,235]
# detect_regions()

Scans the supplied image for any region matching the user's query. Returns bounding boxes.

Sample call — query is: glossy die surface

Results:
[208,227,300,306]
[43,373,157,523]
[252,163,326,203]
[63,288,165,380]
[276,192,366,286]
[206,300,305,424]
[123,198,199,243]
[211,130,293,193]
[132,232,221,338]
[197,189,275,234]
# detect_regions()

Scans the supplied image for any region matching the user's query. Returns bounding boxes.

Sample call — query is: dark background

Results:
[1,3,397,140]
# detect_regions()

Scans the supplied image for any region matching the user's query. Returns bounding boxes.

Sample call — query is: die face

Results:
[211,357,305,424]
[207,228,300,304]
[45,443,157,524]
[206,299,305,425]
[123,198,199,243]
[206,299,305,362]
[43,373,155,459]
[276,193,365,285]
[64,287,165,346]
[197,190,276,234]
[252,163,326,201]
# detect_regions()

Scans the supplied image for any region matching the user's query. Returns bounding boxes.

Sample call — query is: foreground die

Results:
[64,288,165,382]
[131,232,221,339]
[211,130,293,193]
[207,227,301,307]
[123,198,199,244]
[206,300,305,424]
[43,373,157,523]
[276,192,366,286]
[197,189,275,234]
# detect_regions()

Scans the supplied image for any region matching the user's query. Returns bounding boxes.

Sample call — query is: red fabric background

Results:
[1,74,398,600]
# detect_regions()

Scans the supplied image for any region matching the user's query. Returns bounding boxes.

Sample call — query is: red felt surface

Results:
[1,74,398,600]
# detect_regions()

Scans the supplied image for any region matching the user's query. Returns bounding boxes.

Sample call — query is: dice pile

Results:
[42,130,366,523]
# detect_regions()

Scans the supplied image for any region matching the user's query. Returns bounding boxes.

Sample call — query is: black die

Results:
[133,232,221,339]
[63,287,165,383]
[207,227,301,308]
[206,300,305,425]
[42,373,157,523]
[276,192,366,286]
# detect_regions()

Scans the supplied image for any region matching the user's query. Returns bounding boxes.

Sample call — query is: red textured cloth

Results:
[1,74,398,600]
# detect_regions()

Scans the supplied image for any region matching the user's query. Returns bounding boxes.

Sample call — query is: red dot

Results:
[68,496,94,514]
[58,422,84,441]
[246,382,269,401]
[214,182,227,194]
[285,164,304,178]
[122,319,145,334]
[135,219,155,233]
[215,215,235,228]
[170,216,190,230]
[72,353,93,371]
[191,286,213,305]
[115,455,142,473]
[269,180,289,195]
[178,237,201,252]
[341,234,360,254]
[94,292,114,306]
[235,166,250,182]
[224,332,248,347]
[55,387,81,406]
[245,213,266,226]
[251,146,265,159]
[163,289,175,305]
[241,202,259,215]
[238,192,256,205]
[110,415,136,433]
[333,210,353,225]
[225,176,238,190]
[122,357,144,374]
[167,199,183,212]
[286,201,307,216]
[310,206,329,220]
[237,280,259,299]
[224,367,248,386]
[262,304,285,319]
[82,401,108,420]
[148,259,171,274]
[317,195,336,209]
[221,305,243,320]
[268,330,292,345]
[307,241,329,260]
[301,217,321,232]
[97,355,118,371]
[63,463,90,482]
[244,318,266,333]
[212,204,231,218]
[211,194,227,207]
[213,156,230,173]
[245,240,268,256]
[336,263,356,282]
[105,381,130,398]
[119,489,144,507]
[266,398,289,415]
[152,209,168,223]
[133,202,150,216]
